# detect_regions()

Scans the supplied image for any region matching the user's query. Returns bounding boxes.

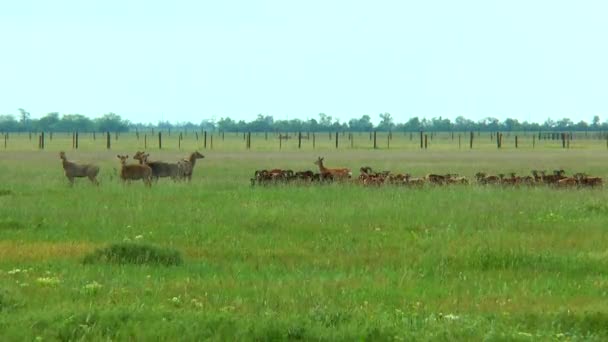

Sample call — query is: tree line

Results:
[1,109,606,133]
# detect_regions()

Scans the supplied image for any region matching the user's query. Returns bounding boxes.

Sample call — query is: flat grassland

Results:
[1,132,608,340]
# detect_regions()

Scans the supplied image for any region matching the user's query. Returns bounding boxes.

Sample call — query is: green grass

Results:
[1,133,608,340]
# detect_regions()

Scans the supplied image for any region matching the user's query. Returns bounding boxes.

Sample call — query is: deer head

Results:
[117,155,129,165]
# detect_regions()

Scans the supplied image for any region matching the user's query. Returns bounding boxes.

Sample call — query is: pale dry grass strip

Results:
[0,240,98,261]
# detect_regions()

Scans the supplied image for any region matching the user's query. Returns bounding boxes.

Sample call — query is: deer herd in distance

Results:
[59,151,603,189]
[251,157,604,188]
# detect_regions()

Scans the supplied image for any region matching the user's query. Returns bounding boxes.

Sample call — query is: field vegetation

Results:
[1,132,608,340]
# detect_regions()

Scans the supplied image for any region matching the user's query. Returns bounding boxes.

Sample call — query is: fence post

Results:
[374,131,378,150]
[75,132,79,149]
[458,134,461,149]
[41,132,45,149]
[106,131,111,149]
[204,131,207,149]
[279,135,282,150]
[420,131,423,149]
[515,136,518,148]
[469,131,473,149]
[312,133,315,149]
[424,134,428,149]
[158,132,162,149]
[335,131,338,149]
[298,131,302,149]
[210,135,213,149]
[178,133,182,149]
[387,133,390,149]
[144,134,147,149]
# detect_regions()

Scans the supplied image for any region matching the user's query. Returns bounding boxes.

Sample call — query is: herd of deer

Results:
[59,151,205,186]
[252,156,604,188]
[59,151,603,189]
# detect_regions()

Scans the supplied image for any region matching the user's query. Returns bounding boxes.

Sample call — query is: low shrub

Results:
[83,242,182,266]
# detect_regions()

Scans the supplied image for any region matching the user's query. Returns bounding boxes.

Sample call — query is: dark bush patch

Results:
[83,242,183,266]
[0,288,21,312]
[0,219,25,230]
[0,189,13,197]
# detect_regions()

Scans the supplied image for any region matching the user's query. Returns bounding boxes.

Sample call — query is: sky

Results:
[1,0,607,125]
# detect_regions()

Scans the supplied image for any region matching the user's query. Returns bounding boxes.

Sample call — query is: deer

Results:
[178,151,205,181]
[314,157,351,181]
[404,174,425,186]
[539,170,566,185]
[475,172,500,185]
[133,151,181,181]
[117,154,152,187]
[59,151,100,186]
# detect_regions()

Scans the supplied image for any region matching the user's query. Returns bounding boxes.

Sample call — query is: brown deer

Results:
[314,157,351,180]
[179,151,205,181]
[404,174,425,186]
[475,172,500,185]
[133,151,181,180]
[59,151,100,186]
[117,155,152,187]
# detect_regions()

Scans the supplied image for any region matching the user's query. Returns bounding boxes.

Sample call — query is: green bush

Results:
[83,242,182,266]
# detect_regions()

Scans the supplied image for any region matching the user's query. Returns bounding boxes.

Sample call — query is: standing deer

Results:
[59,151,100,186]
[178,151,205,181]
[117,155,152,187]
[314,157,351,180]
[133,151,181,180]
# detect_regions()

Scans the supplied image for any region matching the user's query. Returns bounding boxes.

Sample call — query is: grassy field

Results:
[2,132,608,340]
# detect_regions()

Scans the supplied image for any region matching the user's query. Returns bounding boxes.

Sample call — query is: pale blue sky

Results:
[1,0,607,125]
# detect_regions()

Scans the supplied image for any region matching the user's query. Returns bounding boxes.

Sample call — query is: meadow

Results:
[1,131,608,340]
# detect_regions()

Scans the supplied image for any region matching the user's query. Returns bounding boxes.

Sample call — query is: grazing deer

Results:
[59,151,100,186]
[404,173,425,186]
[133,151,181,180]
[573,173,603,188]
[117,155,152,187]
[314,157,351,180]
[425,174,448,185]
[539,170,566,185]
[475,172,500,185]
[179,151,205,181]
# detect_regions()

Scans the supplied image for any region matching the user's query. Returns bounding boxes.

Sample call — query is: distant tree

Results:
[377,112,394,131]
[0,114,19,131]
[58,114,94,132]
[318,113,333,129]
[217,117,237,131]
[95,113,128,132]
[348,115,373,132]
[402,117,421,131]
[17,108,31,131]
[592,115,600,128]
[37,112,60,131]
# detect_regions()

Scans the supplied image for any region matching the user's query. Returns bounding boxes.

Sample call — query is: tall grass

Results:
[1,139,608,339]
